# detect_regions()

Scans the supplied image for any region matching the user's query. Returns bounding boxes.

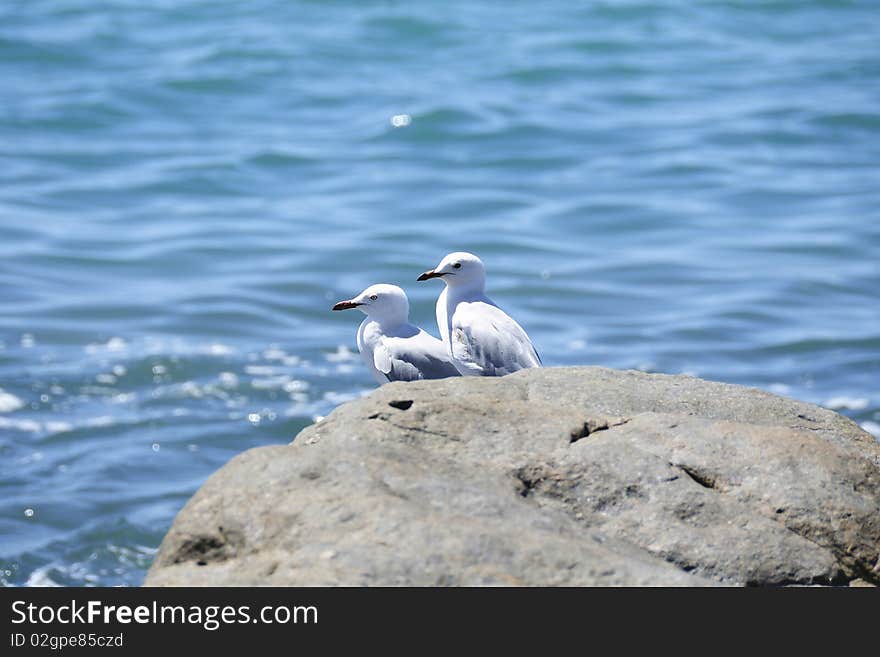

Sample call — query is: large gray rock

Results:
[145,367,880,586]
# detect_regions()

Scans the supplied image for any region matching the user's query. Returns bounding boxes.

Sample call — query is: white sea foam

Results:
[45,421,72,434]
[283,380,309,393]
[244,365,276,376]
[17,451,44,465]
[768,383,791,395]
[1,417,98,436]
[150,380,233,402]
[177,381,204,398]
[0,389,24,413]
[325,345,357,363]
[25,565,60,587]
[251,375,293,390]
[282,385,361,421]
[825,396,869,411]
[860,421,880,440]
[323,390,360,405]
[85,337,127,354]
[0,416,41,432]
[262,347,301,366]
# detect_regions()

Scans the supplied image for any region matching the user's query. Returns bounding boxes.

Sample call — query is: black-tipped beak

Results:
[332,300,360,311]
[417,270,445,281]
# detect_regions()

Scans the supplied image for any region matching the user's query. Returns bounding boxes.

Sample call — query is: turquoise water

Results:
[1,1,878,586]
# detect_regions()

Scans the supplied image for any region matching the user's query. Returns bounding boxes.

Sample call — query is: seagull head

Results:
[332,283,409,324]
[417,252,486,290]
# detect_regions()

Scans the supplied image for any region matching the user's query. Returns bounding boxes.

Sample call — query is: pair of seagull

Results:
[332,252,541,384]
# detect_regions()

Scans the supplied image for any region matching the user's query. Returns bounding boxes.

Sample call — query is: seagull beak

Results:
[417,270,444,281]
[331,300,361,311]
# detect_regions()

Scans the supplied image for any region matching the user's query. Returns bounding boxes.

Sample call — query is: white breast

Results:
[436,286,449,346]
[356,319,388,384]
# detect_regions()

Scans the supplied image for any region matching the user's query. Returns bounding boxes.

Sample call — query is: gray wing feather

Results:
[451,302,541,376]
[380,331,460,382]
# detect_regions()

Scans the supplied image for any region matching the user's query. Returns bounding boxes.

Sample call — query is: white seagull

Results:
[417,252,542,376]
[332,283,461,385]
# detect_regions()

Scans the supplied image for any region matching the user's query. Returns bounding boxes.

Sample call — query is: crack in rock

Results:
[676,464,718,490]
[569,417,631,444]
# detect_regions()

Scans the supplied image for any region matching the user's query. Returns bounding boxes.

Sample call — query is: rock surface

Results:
[145,367,880,586]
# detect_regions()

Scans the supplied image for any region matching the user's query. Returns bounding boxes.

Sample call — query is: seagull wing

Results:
[371,340,395,381]
[450,301,541,376]
[377,330,461,382]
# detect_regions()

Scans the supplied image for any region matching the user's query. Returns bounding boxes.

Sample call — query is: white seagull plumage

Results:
[332,284,460,385]
[418,252,542,376]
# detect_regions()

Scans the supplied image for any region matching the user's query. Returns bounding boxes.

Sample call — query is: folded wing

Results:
[450,301,541,376]
[374,331,460,382]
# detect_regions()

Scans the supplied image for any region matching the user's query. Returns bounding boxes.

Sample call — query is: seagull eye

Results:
[369,294,378,300]
[453,263,462,269]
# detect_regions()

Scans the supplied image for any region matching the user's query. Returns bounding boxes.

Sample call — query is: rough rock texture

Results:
[145,367,880,586]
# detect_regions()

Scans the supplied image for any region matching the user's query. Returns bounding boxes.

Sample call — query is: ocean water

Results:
[1,0,878,586]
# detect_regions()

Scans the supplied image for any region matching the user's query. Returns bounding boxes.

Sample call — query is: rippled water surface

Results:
[1,1,879,585]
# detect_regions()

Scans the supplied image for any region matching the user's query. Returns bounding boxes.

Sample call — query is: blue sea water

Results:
[1,1,878,586]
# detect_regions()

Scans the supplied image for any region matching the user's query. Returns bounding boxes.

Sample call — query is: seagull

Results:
[417,252,542,376]
[331,283,461,384]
